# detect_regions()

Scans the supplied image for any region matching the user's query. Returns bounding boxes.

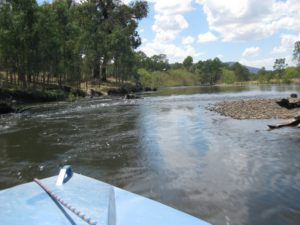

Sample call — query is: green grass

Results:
[138,68,200,88]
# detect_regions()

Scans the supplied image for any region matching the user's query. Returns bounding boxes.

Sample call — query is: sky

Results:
[134,0,300,69]
[38,0,300,69]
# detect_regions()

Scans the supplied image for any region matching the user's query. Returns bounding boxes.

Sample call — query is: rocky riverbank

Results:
[209,98,300,119]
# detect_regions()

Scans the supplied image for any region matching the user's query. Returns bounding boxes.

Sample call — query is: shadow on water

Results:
[0,85,300,225]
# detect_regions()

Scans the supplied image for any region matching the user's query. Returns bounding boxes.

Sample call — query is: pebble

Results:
[209,98,300,120]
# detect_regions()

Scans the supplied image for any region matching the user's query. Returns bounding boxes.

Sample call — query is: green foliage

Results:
[137,68,199,88]
[293,41,300,67]
[0,0,148,88]
[219,68,236,84]
[231,62,250,81]
[197,58,222,85]
[183,56,193,70]
[273,58,287,80]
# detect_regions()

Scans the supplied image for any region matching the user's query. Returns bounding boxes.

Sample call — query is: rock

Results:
[290,93,298,98]
[107,88,128,96]
[0,102,16,114]
[276,98,300,109]
[90,89,103,98]
[124,94,141,99]
[61,85,71,93]
[71,88,86,97]
[144,87,152,92]
[209,98,300,120]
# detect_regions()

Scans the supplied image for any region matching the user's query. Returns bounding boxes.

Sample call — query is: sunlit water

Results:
[1,85,300,225]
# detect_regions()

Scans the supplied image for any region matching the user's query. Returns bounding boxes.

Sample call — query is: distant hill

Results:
[225,62,260,74]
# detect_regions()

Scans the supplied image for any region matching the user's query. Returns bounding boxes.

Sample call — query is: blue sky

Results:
[136,0,300,69]
[38,0,300,69]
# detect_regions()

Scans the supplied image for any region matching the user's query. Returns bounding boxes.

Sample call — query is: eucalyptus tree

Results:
[77,0,148,82]
[293,41,300,67]
[273,58,287,80]
[0,2,14,82]
[101,0,148,81]
[183,56,193,70]
[200,58,222,85]
[35,3,59,85]
[231,62,250,81]
[0,0,38,87]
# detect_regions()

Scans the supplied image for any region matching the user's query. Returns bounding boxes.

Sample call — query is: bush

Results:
[138,68,200,88]
[219,68,236,84]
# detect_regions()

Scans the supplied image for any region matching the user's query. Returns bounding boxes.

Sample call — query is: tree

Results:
[231,62,250,81]
[273,58,287,80]
[200,58,222,85]
[220,68,235,84]
[293,41,300,67]
[183,56,193,70]
[0,0,148,90]
[78,0,148,81]
[0,0,39,87]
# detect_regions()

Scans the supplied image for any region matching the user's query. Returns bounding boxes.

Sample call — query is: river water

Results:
[1,85,300,225]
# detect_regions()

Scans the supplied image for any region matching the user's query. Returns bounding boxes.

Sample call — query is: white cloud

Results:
[196,0,300,41]
[242,47,260,57]
[272,33,300,54]
[182,36,195,45]
[198,32,218,43]
[151,0,193,42]
[239,57,275,70]
[152,14,188,42]
[154,0,193,15]
[140,40,203,63]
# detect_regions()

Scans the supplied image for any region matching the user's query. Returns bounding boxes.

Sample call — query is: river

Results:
[0,85,300,225]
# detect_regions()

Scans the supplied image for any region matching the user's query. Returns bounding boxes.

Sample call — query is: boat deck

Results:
[0,169,210,225]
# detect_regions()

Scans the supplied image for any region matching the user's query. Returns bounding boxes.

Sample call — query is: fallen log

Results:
[268,116,300,129]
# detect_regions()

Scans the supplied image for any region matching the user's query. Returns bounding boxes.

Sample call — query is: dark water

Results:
[1,85,300,225]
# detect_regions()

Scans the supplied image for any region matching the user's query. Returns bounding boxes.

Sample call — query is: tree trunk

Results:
[93,62,100,79]
[101,65,107,82]
[101,56,108,82]
[19,71,26,87]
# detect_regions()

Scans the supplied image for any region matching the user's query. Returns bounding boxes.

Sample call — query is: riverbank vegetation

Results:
[0,0,299,103]
[135,40,300,87]
[0,0,148,90]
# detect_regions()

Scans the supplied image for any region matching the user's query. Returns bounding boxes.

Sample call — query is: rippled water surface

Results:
[1,85,300,225]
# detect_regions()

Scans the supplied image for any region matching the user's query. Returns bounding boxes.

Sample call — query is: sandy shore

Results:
[209,98,300,119]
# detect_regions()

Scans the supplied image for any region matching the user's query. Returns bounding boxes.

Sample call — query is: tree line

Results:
[0,0,299,90]
[135,52,252,87]
[257,41,300,83]
[0,0,148,88]
[135,41,300,87]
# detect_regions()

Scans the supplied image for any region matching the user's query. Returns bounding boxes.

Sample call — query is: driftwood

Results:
[268,116,300,129]
[276,98,300,109]
[268,96,300,129]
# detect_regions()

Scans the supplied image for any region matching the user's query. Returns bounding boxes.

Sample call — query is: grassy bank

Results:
[0,85,87,104]
[138,68,200,88]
